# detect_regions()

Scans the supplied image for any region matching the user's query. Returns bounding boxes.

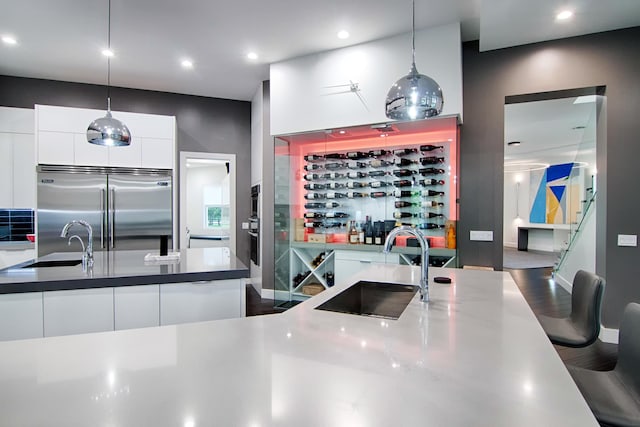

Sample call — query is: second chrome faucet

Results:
[61,220,94,270]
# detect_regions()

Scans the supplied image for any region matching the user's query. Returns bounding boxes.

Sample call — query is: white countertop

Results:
[0,265,596,426]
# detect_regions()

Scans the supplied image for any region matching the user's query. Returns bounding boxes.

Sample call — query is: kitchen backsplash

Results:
[0,209,34,241]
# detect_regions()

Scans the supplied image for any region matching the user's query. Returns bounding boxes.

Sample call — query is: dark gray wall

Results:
[460,26,640,327]
[0,75,252,266]
[261,81,275,290]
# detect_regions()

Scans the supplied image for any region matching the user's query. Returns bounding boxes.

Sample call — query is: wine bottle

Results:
[325,153,346,159]
[304,221,323,228]
[347,171,367,179]
[304,202,325,209]
[394,189,420,198]
[422,190,445,197]
[418,223,445,230]
[325,162,346,170]
[324,202,340,208]
[347,161,368,169]
[304,183,325,190]
[420,179,445,186]
[369,159,393,168]
[393,179,414,187]
[304,173,321,181]
[323,221,345,228]
[368,170,388,177]
[396,158,419,166]
[326,191,347,199]
[419,144,444,152]
[422,200,445,207]
[393,211,417,219]
[394,148,418,156]
[374,222,384,245]
[303,163,323,171]
[304,212,325,219]
[393,169,417,177]
[325,212,349,218]
[304,154,324,161]
[419,167,445,175]
[346,151,370,160]
[347,181,367,189]
[358,222,365,243]
[327,182,345,189]
[346,191,367,198]
[394,201,419,208]
[304,193,325,200]
[369,149,390,157]
[420,156,445,165]
[420,212,445,218]
[364,216,374,245]
[349,221,359,244]
[369,181,389,188]
[370,191,390,198]
[323,172,345,179]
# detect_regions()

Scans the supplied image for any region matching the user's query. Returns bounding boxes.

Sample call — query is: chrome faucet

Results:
[61,220,94,268]
[383,226,430,302]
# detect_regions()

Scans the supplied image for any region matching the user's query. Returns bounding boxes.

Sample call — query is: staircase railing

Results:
[553,189,596,274]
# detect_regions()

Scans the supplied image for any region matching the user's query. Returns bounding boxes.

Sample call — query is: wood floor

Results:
[246,267,618,370]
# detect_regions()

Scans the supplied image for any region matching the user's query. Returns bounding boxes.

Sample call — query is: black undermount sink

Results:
[21,259,83,268]
[315,280,418,320]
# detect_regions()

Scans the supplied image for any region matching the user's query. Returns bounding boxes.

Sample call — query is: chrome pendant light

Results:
[87,0,131,147]
[385,0,444,120]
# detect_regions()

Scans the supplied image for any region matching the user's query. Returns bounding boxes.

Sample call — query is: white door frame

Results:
[179,151,237,254]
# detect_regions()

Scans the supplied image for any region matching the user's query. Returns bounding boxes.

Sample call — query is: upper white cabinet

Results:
[35,105,176,169]
[0,107,36,209]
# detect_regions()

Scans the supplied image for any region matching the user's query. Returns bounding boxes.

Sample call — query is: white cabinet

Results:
[43,288,114,337]
[0,134,12,206]
[160,279,245,325]
[107,136,143,167]
[37,131,74,165]
[114,285,160,330]
[73,133,109,166]
[0,106,36,209]
[141,137,174,169]
[0,292,43,341]
[12,133,36,208]
[334,250,399,286]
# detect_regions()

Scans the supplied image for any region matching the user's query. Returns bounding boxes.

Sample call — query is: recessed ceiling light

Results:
[337,30,350,40]
[181,59,193,69]
[556,10,573,21]
[2,35,17,45]
[247,52,258,60]
[338,130,346,135]
[102,48,114,57]
[507,141,521,146]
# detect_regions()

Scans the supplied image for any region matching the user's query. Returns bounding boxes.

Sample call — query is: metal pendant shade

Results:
[87,0,131,147]
[385,0,443,121]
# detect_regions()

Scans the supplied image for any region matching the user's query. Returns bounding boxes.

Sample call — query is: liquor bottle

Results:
[304,212,325,219]
[324,202,340,208]
[394,189,421,198]
[303,163,323,171]
[304,221,323,228]
[422,200,445,207]
[420,212,445,219]
[393,179,414,187]
[364,216,374,245]
[327,182,345,189]
[422,190,445,197]
[346,151,370,160]
[420,156,445,165]
[369,159,393,168]
[347,181,367,189]
[304,173,322,181]
[370,191,390,198]
[369,149,391,157]
[325,162,346,170]
[394,201,420,208]
[347,191,367,198]
[393,211,417,219]
[394,148,418,156]
[347,171,367,179]
[304,202,325,209]
[369,181,389,188]
[325,153,347,159]
[396,158,419,166]
[419,167,445,176]
[349,221,359,244]
[304,183,325,190]
[325,212,349,218]
[323,172,345,180]
[347,161,368,169]
[374,222,384,245]
[419,144,444,152]
[418,223,445,230]
[304,154,324,161]
[358,222,365,244]
[393,169,417,177]
[326,191,347,199]
[304,193,325,200]
[420,179,445,186]
[368,170,388,177]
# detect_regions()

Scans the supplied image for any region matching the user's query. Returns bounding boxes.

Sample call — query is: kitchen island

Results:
[0,264,597,426]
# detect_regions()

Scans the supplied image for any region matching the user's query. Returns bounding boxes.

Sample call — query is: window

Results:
[205,205,230,229]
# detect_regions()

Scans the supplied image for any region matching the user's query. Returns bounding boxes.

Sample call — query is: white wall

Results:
[186,164,230,236]
[503,172,531,248]
[270,22,462,136]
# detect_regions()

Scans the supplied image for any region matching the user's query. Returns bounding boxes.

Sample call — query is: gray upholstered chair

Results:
[538,270,605,347]
[568,303,640,427]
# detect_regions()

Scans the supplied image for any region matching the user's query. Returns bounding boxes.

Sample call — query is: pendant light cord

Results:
[411,0,416,66]
[107,0,112,110]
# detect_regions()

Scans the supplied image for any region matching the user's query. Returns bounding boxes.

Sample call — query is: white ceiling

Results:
[1,0,639,101]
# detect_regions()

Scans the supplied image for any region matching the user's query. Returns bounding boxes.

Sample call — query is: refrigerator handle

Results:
[110,188,115,249]
[100,188,106,248]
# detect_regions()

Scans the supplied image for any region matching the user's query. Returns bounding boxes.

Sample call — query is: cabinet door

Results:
[141,137,174,169]
[74,133,109,166]
[0,292,43,341]
[12,133,36,208]
[38,131,74,165]
[334,250,398,286]
[116,112,175,140]
[0,133,12,206]
[160,279,245,326]
[108,138,142,167]
[114,285,160,330]
[43,288,114,337]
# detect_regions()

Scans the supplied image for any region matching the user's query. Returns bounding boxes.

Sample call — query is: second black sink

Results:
[21,259,83,268]
[315,280,418,320]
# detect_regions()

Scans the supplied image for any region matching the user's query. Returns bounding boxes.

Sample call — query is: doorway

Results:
[179,152,236,253]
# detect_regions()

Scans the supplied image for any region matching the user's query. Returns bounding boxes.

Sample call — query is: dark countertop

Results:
[0,247,248,294]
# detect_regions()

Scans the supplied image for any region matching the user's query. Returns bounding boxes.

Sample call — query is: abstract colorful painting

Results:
[529,163,575,224]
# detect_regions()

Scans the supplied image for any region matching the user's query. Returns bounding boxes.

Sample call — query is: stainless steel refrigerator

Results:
[37,165,172,257]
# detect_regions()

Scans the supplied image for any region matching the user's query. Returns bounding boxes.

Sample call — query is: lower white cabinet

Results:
[160,279,245,325]
[0,292,43,341]
[334,250,399,286]
[43,288,115,337]
[114,285,160,330]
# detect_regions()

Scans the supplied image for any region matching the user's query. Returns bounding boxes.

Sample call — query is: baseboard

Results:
[554,273,573,293]
[599,326,619,344]
[504,242,517,249]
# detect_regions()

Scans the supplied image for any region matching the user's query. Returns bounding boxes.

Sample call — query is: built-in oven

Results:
[249,184,260,266]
